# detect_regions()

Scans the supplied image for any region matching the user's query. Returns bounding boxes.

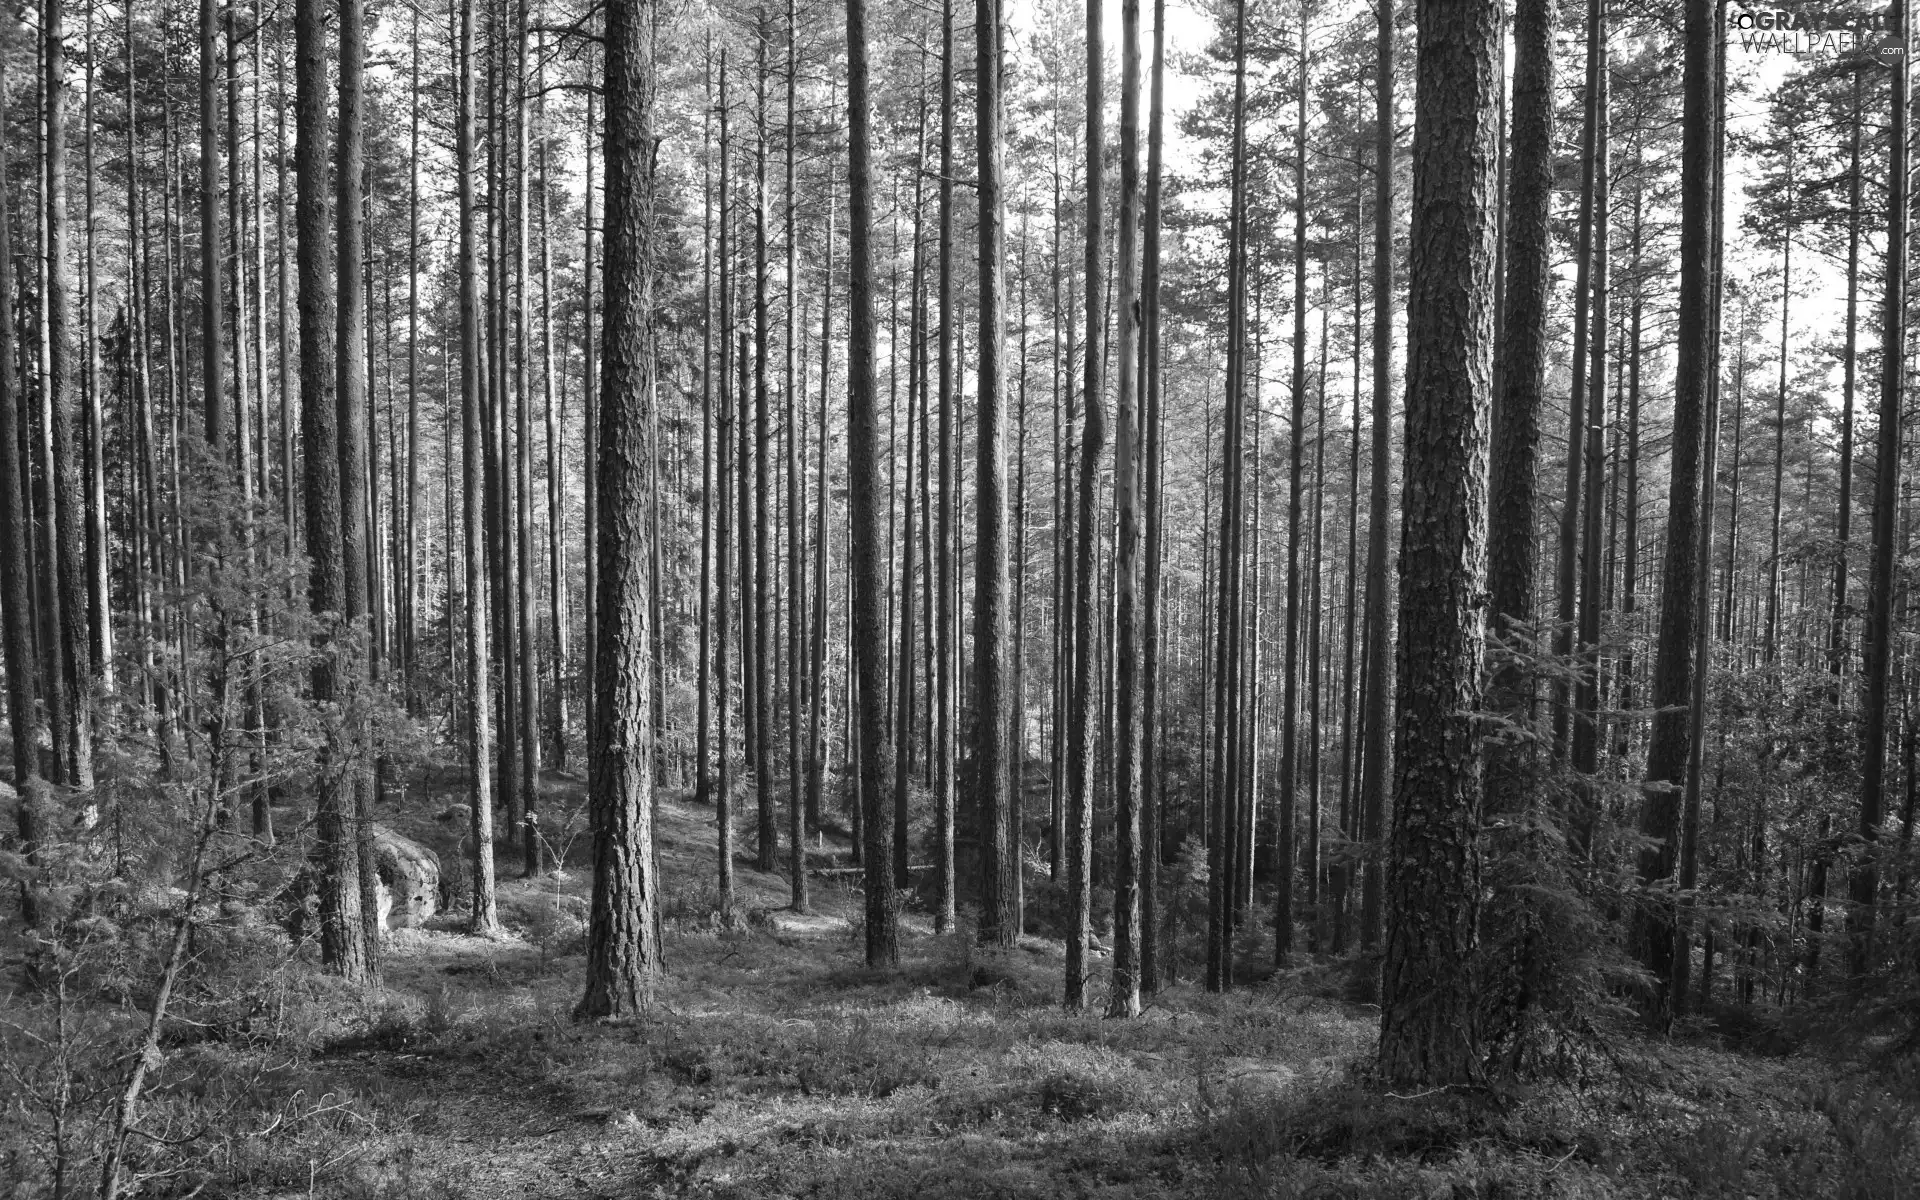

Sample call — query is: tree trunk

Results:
[1377,0,1501,1087]
[1852,0,1906,983]
[457,0,499,938]
[785,0,809,914]
[1107,0,1143,1017]
[1066,0,1107,1011]
[1207,0,1251,993]
[846,0,900,967]
[1357,0,1396,954]
[296,0,369,982]
[975,0,1017,948]
[1634,0,1717,1006]
[0,63,42,915]
[1276,11,1310,965]
[1138,0,1167,989]
[576,0,666,1018]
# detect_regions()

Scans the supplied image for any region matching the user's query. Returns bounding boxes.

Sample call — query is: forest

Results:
[3,0,1920,1192]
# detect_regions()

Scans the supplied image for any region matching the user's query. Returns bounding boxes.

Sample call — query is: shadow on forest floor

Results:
[6,770,1917,1198]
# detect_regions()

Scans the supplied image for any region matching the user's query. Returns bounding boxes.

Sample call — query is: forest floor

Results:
[10,769,1919,1199]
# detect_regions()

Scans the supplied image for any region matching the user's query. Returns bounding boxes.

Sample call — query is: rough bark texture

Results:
[576,0,666,1018]
[1483,0,1555,800]
[1634,0,1715,995]
[296,0,369,984]
[1378,0,1500,1087]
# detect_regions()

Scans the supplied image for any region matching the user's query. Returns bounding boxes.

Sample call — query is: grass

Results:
[4,775,1917,1198]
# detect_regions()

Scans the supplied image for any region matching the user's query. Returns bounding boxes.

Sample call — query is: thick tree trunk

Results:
[1634,0,1717,1006]
[576,0,666,1018]
[296,0,369,982]
[1377,0,1501,1087]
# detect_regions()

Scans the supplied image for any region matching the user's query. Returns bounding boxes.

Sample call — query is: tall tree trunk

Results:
[576,0,666,1018]
[717,58,737,905]
[0,64,42,917]
[1207,0,1251,992]
[1831,75,1862,684]
[1853,0,1907,983]
[807,162,835,838]
[48,0,93,791]
[847,0,901,966]
[297,0,369,982]
[1276,10,1310,965]
[1357,0,1396,953]
[337,0,380,961]
[1377,0,1501,1088]
[457,0,498,936]
[1634,0,1717,1008]
[785,0,809,914]
[975,0,1017,948]
[1066,0,1107,1011]
[1571,22,1609,804]
[1138,0,1167,990]
[753,31,777,876]
[697,45,717,817]
[935,0,959,936]
[1107,0,1143,1017]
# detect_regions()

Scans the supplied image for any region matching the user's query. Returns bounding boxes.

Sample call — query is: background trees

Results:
[1,0,1917,1110]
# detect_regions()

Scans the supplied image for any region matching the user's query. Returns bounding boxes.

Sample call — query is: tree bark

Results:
[576,0,666,1017]
[297,0,369,982]
[975,0,1017,949]
[1853,0,1906,983]
[457,0,499,938]
[847,0,900,967]
[1066,0,1107,1011]
[1377,0,1501,1087]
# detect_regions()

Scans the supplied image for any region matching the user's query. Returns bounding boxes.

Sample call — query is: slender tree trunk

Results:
[1277,11,1310,964]
[1357,0,1395,953]
[1635,0,1718,1007]
[785,0,809,913]
[1831,75,1862,684]
[456,0,499,937]
[0,64,42,917]
[1853,0,1907,983]
[935,0,959,936]
[1066,0,1107,1011]
[975,0,1017,948]
[1138,0,1167,989]
[48,0,93,791]
[847,0,901,966]
[753,32,777,875]
[1107,0,1143,1017]
[1207,0,1251,992]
